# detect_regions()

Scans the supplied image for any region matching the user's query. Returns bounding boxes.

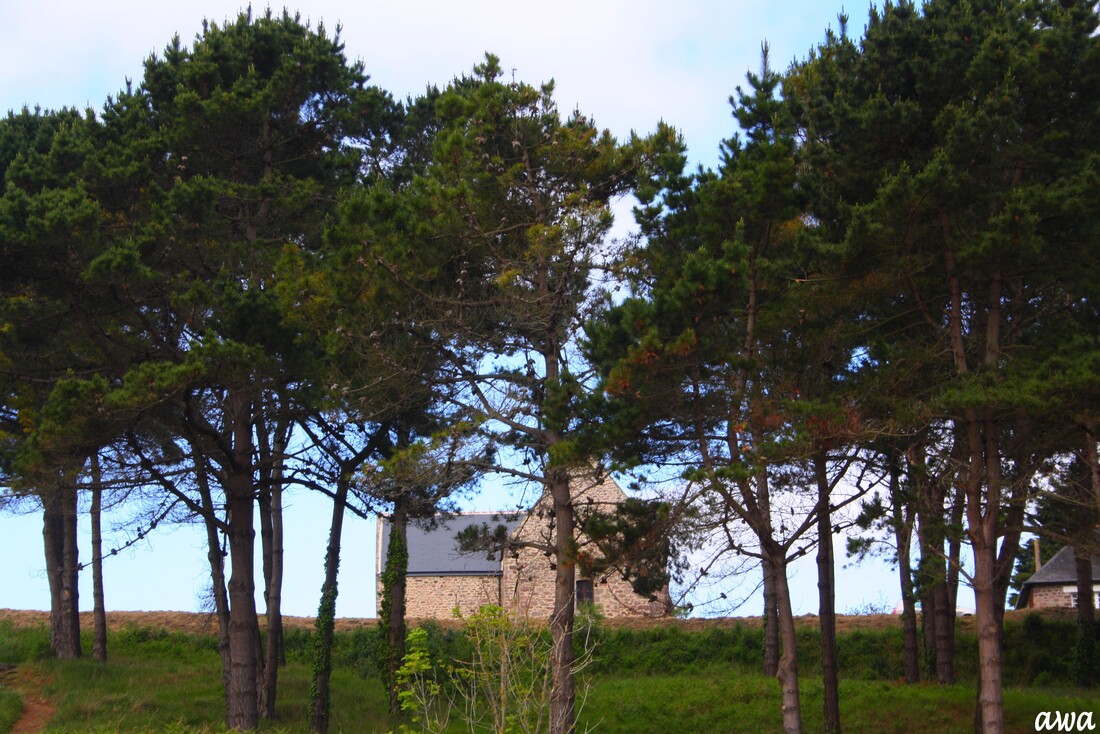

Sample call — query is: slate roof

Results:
[1021,545,1100,587]
[378,512,524,576]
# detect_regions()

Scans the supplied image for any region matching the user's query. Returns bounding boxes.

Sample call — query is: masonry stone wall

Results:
[1026,584,1100,610]
[384,472,669,621]
[1026,585,1073,609]
[501,472,669,621]
[401,575,503,619]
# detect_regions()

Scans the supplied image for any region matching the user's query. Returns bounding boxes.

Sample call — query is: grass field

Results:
[0,611,1095,733]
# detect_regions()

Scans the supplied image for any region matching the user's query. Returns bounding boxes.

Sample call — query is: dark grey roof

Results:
[1022,546,1100,587]
[379,512,524,576]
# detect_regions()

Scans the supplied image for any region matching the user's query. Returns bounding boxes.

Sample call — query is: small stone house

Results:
[376,473,669,620]
[1016,545,1100,610]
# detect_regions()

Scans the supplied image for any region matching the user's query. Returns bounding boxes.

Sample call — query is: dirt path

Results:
[1,668,56,734]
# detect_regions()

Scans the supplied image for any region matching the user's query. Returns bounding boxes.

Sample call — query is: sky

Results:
[0,0,960,620]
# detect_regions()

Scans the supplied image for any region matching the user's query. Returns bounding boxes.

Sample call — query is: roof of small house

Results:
[378,512,524,577]
[1021,545,1100,587]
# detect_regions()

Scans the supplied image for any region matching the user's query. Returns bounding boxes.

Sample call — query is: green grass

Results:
[0,617,1095,733]
[0,685,21,733]
[580,668,1095,734]
[32,642,391,734]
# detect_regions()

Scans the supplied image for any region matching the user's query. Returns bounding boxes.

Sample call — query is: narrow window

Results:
[576,579,594,606]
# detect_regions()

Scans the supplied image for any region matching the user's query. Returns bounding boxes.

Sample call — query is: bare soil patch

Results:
[0,667,56,734]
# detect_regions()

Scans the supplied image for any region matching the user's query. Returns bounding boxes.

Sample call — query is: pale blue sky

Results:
[0,1,943,619]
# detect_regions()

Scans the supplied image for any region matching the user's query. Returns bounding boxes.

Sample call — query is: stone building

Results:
[1016,545,1100,609]
[376,473,669,620]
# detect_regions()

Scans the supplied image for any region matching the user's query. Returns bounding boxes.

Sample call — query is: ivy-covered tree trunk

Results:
[381,496,410,717]
[309,475,350,734]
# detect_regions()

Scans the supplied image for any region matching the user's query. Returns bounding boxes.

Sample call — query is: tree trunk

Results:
[771,547,803,734]
[259,426,286,720]
[90,454,108,663]
[943,481,964,682]
[898,568,921,684]
[972,543,1004,734]
[914,444,955,685]
[43,486,82,659]
[762,552,780,678]
[224,388,261,731]
[968,412,1004,734]
[225,483,261,731]
[309,476,350,734]
[197,452,233,706]
[932,581,954,685]
[890,460,920,683]
[42,496,65,654]
[920,586,935,680]
[1086,425,1100,518]
[383,497,409,717]
[814,453,840,733]
[548,468,577,734]
[1073,546,1096,688]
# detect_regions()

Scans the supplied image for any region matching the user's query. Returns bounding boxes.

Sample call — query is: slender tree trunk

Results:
[90,454,108,663]
[762,551,780,678]
[944,481,964,680]
[62,486,80,658]
[914,438,955,685]
[814,453,840,734]
[257,481,283,719]
[920,586,936,680]
[898,564,921,684]
[771,546,803,734]
[384,497,410,717]
[1074,546,1096,688]
[758,461,779,679]
[1086,425,1100,518]
[890,460,920,683]
[196,451,233,705]
[1079,425,1100,688]
[309,476,350,734]
[548,467,577,734]
[259,422,286,720]
[973,544,1004,734]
